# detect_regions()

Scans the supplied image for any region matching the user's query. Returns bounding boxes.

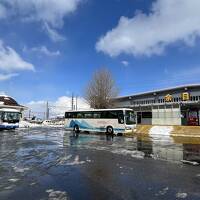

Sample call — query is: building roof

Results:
[0,95,25,109]
[115,84,200,100]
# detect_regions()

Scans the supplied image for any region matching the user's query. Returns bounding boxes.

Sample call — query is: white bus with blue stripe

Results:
[64,108,136,135]
[0,108,21,130]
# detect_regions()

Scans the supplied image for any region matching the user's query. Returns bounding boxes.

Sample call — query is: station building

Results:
[113,84,200,126]
[0,95,26,115]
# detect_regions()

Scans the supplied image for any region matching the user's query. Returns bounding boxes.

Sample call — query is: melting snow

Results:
[19,120,64,128]
[19,121,41,128]
[196,174,200,177]
[156,187,169,196]
[9,178,19,183]
[181,160,199,166]
[112,149,145,159]
[46,189,68,200]
[13,166,30,173]
[149,126,174,144]
[57,155,72,165]
[66,155,85,166]
[176,192,188,199]
[149,126,173,136]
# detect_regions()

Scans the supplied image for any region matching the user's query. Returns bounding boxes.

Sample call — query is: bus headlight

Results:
[125,127,132,130]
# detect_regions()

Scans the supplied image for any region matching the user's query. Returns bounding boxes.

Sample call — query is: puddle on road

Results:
[0,127,200,167]
[61,131,200,164]
[0,127,200,199]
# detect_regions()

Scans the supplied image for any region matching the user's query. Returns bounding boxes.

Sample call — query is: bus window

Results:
[2,112,21,122]
[84,112,93,118]
[65,112,77,118]
[107,111,117,118]
[77,112,83,118]
[101,111,108,118]
[65,112,69,118]
[93,112,101,118]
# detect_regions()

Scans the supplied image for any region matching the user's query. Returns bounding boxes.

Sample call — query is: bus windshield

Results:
[1,112,21,122]
[125,110,136,125]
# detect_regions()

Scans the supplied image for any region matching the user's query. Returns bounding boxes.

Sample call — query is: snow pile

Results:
[149,126,173,137]
[19,120,64,128]
[149,126,174,144]
[112,149,145,159]
[19,121,41,128]
[42,124,64,128]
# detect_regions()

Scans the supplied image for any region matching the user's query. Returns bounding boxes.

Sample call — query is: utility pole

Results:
[46,101,49,120]
[76,96,78,110]
[71,93,74,110]
[29,109,31,120]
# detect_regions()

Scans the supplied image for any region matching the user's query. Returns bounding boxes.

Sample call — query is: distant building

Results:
[113,84,200,126]
[0,95,26,113]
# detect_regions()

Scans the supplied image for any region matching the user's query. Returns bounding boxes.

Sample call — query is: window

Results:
[65,112,70,118]
[77,112,83,118]
[100,110,123,119]
[93,112,101,118]
[142,112,152,118]
[84,112,93,118]
[2,112,21,122]
[125,110,136,125]
[65,112,77,118]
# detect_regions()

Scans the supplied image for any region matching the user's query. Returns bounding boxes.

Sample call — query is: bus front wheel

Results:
[106,126,113,135]
[74,125,80,134]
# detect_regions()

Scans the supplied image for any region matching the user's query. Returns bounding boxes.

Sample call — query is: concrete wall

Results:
[141,118,152,125]
[152,108,182,125]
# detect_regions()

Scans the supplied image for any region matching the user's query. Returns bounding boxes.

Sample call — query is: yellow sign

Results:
[182,92,190,101]
[165,94,173,102]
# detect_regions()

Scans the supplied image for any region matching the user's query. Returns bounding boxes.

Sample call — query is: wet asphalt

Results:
[0,127,200,200]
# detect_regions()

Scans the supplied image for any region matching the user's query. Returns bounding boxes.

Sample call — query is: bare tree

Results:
[85,68,119,109]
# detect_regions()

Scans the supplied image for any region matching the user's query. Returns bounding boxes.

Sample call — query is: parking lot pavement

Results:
[0,127,200,200]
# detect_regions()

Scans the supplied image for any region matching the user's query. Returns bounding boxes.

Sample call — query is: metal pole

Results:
[46,101,49,120]
[29,109,31,119]
[76,96,78,110]
[71,93,74,110]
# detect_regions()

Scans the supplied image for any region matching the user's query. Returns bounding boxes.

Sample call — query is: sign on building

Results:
[164,94,173,102]
[181,92,190,101]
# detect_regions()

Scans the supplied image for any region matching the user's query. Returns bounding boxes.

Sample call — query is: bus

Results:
[0,108,21,130]
[64,108,136,135]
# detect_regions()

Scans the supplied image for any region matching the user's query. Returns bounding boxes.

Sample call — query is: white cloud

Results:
[121,60,129,66]
[26,45,60,56]
[96,0,200,57]
[26,96,90,118]
[0,73,18,81]
[43,23,65,42]
[0,0,82,42]
[1,0,81,27]
[0,40,34,72]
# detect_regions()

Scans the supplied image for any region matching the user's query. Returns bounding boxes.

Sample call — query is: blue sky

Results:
[0,0,200,112]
